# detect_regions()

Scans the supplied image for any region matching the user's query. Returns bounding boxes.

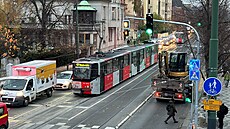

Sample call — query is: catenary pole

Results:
[125,16,201,128]
[75,0,79,59]
[208,0,219,129]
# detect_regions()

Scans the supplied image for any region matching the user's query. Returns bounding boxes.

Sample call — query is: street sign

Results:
[203,77,222,96]
[203,99,222,105]
[204,104,220,111]
[189,59,200,81]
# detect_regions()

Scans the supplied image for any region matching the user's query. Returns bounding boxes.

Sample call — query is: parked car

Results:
[0,102,8,129]
[54,71,73,90]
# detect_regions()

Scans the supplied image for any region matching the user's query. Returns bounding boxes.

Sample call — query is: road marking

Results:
[116,91,156,129]
[69,64,158,121]
[40,124,55,129]
[75,106,89,109]
[58,125,70,129]
[105,127,115,129]
[92,125,100,128]
[56,123,66,126]
[29,104,43,107]
[57,105,73,108]
[78,124,86,127]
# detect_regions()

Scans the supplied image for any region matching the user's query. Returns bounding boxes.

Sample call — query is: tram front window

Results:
[73,67,91,80]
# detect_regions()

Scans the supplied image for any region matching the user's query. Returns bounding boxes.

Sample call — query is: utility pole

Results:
[208,0,219,129]
[74,0,79,59]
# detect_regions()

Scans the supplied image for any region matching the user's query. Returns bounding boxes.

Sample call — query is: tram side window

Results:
[112,58,119,71]
[101,64,106,76]
[152,46,155,55]
[91,64,98,79]
[146,47,151,57]
[106,60,113,74]
[132,52,137,66]
[140,50,144,62]
[124,54,130,67]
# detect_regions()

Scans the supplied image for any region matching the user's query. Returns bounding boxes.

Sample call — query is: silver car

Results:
[54,71,73,89]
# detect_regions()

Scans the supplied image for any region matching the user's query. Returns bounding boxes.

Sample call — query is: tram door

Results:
[118,56,124,82]
[137,50,140,72]
[100,63,105,92]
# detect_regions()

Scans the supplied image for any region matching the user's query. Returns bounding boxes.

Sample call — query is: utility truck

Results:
[0,60,56,106]
[151,51,192,102]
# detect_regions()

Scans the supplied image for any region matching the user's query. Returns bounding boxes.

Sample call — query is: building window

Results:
[103,6,106,20]
[109,28,113,41]
[118,7,120,20]
[148,0,150,4]
[112,7,116,20]
[117,28,119,40]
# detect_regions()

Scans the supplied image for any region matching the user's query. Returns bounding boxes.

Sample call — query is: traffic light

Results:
[123,20,130,29]
[124,30,129,37]
[185,85,192,103]
[185,97,192,103]
[146,13,153,35]
[197,22,202,27]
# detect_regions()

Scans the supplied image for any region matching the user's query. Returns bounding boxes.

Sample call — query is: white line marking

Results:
[39,124,55,129]
[68,65,158,121]
[56,123,66,126]
[92,125,100,128]
[105,127,115,129]
[74,106,89,109]
[116,91,156,129]
[57,105,73,108]
[58,125,70,129]
[77,124,86,127]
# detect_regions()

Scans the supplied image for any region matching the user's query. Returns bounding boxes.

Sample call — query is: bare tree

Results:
[183,0,230,73]
[24,0,73,51]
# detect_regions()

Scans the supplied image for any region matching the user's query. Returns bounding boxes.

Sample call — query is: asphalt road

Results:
[8,42,193,129]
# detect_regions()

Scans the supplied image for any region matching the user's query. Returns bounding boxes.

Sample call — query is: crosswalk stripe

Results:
[92,125,100,128]
[58,125,70,129]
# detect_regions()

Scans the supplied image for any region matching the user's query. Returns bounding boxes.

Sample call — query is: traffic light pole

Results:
[126,16,201,128]
[208,0,219,129]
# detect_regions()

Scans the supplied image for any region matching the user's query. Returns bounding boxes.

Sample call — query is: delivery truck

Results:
[0,60,56,106]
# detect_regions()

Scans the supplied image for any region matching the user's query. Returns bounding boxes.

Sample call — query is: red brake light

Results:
[178,94,182,99]
[155,92,160,96]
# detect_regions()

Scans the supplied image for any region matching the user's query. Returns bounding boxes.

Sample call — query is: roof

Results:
[73,43,158,64]
[76,0,96,11]
[14,60,56,68]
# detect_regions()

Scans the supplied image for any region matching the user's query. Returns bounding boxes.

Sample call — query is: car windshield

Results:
[73,67,91,80]
[0,79,27,90]
[57,73,72,79]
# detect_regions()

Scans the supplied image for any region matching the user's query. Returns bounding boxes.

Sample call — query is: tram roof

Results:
[73,43,157,64]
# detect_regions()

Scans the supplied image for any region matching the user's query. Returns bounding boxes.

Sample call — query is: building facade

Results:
[20,0,126,57]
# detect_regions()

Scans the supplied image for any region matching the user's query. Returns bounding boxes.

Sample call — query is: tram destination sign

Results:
[76,63,90,67]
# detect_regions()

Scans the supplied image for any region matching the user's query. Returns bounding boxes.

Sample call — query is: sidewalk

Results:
[197,76,230,129]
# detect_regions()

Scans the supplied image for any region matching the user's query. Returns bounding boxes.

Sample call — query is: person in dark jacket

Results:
[164,99,178,124]
[217,103,228,129]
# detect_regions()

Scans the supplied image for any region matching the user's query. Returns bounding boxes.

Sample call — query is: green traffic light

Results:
[146,29,153,35]
[185,98,191,103]
[197,22,201,26]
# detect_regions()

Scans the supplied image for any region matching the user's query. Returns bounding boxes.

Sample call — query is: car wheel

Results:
[68,83,72,90]
[46,88,53,97]
[23,98,29,107]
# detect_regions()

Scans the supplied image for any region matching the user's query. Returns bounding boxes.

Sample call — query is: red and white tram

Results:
[72,43,158,95]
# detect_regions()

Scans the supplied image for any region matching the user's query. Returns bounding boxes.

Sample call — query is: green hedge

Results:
[20,49,75,67]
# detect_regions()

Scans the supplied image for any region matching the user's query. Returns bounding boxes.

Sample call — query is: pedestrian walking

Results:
[217,103,228,129]
[164,99,178,124]
[224,71,230,87]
